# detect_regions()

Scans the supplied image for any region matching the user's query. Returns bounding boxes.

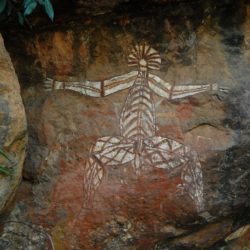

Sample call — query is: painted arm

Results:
[44,71,138,97]
[148,73,227,100]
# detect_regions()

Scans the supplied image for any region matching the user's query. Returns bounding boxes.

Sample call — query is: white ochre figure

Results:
[44,44,222,212]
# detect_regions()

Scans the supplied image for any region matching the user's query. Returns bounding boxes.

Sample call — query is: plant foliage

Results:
[0,148,12,176]
[0,0,54,25]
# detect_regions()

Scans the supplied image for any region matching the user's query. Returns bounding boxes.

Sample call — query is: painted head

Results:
[128,44,161,72]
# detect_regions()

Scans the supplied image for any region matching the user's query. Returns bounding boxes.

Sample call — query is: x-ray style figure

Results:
[45,44,222,212]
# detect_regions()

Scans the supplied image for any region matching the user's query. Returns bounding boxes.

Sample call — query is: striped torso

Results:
[120,71,156,142]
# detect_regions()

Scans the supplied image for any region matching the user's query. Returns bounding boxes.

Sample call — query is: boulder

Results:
[0,34,27,213]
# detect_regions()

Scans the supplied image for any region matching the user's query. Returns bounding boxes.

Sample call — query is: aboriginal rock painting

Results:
[45,45,220,212]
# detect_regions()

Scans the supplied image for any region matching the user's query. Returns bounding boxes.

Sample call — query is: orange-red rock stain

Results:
[176,103,194,120]
[25,137,198,249]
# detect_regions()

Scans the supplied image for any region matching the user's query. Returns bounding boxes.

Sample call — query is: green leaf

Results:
[24,1,37,16]
[0,149,10,161]
[17,12,24,25]
[24,0,35,9]
[37,0,45,5]
[44,0,54,21]
[0,0,7,13]
[0,165,11,176]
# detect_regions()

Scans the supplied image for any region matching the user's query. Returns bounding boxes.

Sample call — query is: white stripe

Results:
[105,80,134,95]
[66,86,100,97]
[104,71,138,85]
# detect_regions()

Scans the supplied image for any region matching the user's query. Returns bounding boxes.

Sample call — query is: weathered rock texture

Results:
[0,0,249,249]
[0,35,27,213]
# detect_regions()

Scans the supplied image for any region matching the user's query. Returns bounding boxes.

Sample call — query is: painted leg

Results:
[142,136,188,170]
[83,147,104,208]
[83,136,135,207]
[181,148,204,212]
[142,136,204,212]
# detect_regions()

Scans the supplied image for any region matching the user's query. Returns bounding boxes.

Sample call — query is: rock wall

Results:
[0,35,27,213]
[0,0,249,249]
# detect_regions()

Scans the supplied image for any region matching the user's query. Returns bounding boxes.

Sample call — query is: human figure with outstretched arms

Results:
[45,44,226,212]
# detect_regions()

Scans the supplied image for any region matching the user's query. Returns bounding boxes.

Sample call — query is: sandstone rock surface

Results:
[0,0,249,249]
[0,34,27,213]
